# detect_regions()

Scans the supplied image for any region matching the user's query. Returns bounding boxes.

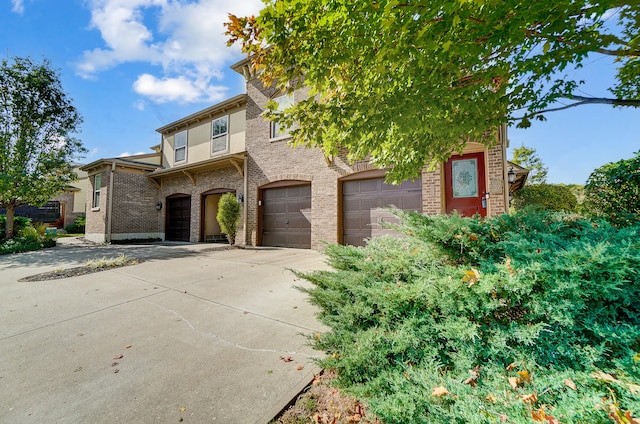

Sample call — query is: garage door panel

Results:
[262,183,312,249]
[342,178,421,247]
[166,196,191,242]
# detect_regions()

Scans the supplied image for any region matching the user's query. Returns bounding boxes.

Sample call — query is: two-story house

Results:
[233,58,511,249]
[82,61,518,248]
[81,94,247,244]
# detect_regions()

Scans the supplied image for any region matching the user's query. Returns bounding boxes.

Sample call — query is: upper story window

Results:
[270,94,294,139]
[93,173,101,208]
[211,116,228,154]
[174,130,187,163]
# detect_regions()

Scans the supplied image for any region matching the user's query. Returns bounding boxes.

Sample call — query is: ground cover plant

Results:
[0,215,55,254]
[298,210,640,423]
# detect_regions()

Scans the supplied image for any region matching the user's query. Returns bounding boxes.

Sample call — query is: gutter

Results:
[106,161,116,243]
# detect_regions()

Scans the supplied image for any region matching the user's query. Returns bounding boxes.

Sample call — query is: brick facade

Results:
[157,165,244,243]
[243,75,508,249]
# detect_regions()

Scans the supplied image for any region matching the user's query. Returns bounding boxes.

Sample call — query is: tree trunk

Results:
[5,204,15,239]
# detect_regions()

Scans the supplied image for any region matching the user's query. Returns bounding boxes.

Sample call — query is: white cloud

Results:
[133,73,228,103]
[11,0,24,14]
[118,151,147,157]
[76,0,262,104]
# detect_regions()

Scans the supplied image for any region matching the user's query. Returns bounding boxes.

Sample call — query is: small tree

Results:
[584,151,640,226]
[0,57,85,239]
[216,193,241,245]
[510,145,548,185]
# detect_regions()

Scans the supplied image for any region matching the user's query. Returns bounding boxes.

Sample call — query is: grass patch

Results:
[85,254,138,269]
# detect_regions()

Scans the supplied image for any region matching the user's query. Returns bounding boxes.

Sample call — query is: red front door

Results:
[445,152,487,217]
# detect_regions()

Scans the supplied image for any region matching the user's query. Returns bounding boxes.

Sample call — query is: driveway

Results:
[0,240,329,423]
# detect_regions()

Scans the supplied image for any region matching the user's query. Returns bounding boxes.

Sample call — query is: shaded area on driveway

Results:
[0,241,329,424]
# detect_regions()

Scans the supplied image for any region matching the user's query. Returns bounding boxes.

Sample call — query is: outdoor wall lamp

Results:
[508,167,517,184]
[155,201,163,210]
[236,194,244,203]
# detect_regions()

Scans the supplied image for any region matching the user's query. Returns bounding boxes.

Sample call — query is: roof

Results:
[147,152,247,183]
[80,157,161,173]
[155,94,247,134]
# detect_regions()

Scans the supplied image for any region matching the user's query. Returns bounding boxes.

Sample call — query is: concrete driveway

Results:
[0,239,329,423]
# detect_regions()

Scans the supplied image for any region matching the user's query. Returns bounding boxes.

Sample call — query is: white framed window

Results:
[93,173,101,208]
[270,94,294,139]
[174,130,187,163]
[211,116,228,154]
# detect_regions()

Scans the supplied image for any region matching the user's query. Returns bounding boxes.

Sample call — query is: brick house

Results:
[82,61,517,248]
[81,95,247,244]
[232,59,511,249]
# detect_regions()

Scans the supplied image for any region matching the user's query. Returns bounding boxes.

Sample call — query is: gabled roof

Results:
[155,94,247,134]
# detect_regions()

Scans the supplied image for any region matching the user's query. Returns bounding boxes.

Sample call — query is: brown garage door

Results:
[262,183,311,249]
[166,195,191,242]
[342,177,422,247]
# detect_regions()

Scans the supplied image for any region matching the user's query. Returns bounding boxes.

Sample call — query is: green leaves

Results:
[297,210,640,422]
[0,57,85,238]
[228,1,639,181]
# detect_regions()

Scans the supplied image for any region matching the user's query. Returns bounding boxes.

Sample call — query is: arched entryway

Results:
[165,194,191,242]
[200,189,235,242]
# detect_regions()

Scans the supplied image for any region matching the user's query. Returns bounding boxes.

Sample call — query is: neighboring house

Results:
[81,95,247,244]
[82,61,523,248]
[0,166,88,229]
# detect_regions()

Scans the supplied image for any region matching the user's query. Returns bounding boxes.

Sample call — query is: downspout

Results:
[501,123,509,214]
[106,161,116,243]
[242,155,248,246]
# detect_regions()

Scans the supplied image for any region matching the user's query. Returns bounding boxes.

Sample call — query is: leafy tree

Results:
[216,193,241,244]
[584,151,640,226]
[512,183,577,212]
[510,145,548,184]
[227,1,640,182]
[0,57,85,239]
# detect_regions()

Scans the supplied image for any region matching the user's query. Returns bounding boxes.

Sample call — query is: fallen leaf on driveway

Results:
[114,354,123,359]
[297,365,304,370]
[179,407,186,412]
[113,369,119,374]
[125,344,132,349]
[280,356,293,362]
[111,362,119,367]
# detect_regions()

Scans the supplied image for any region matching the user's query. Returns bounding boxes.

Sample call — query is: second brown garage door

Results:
[261,183,312,249]
[342,177,422,247]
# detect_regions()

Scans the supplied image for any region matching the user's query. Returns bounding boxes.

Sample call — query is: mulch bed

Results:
[18,260,143,282]
[274,370,382,424]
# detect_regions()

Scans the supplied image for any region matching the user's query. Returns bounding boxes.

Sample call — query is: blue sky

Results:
[2,0,638,185]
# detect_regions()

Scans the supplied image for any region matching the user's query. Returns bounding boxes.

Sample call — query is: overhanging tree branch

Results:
[514,95,640,121]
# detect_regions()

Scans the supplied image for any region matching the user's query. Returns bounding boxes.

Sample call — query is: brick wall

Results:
[158,165,244,243]
[487,142,507,216]
[111,169,161,237]
[244,75,509,249]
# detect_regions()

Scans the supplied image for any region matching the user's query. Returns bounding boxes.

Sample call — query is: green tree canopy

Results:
[227,1,640,182]
[0,57,85,238]
[584,151,640,226]
[510,145,548,184]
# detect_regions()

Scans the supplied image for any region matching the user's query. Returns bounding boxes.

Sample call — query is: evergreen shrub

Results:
[298,210,640,423]
[216,193,241,245]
